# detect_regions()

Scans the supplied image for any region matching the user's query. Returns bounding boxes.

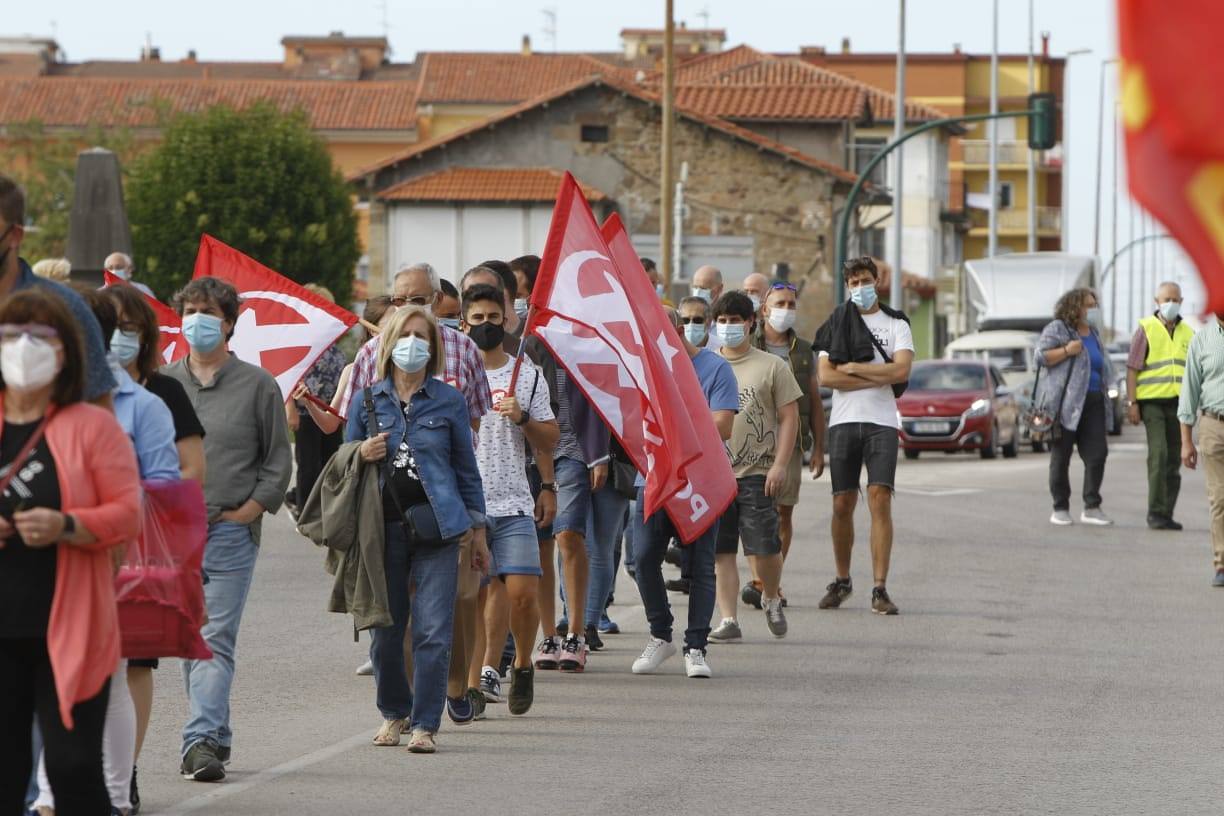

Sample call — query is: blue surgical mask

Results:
[716,322,747,348]
[850,283,878,310]
[438,317,461,331]
[684,322,706,346]
[513,298,529,320]
[182,312,224,353]
[392,335,431,374]
[655,284,665,299]
[110,328,142,365]
[1086,307,1102,328]
[1158,300,1181,322]
[691,287,712,304]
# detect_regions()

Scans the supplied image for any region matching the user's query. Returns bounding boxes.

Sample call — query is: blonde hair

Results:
[304,282,335,303]
[376,305,441,380]
[32,257,71,282]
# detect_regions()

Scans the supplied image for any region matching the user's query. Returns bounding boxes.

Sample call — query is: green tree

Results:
[127,103,359,303]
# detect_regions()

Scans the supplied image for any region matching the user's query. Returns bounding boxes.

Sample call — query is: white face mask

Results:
[109,266,132,281]
[1,334,59,391]
[748,295,762,313]
[767,308,797,333]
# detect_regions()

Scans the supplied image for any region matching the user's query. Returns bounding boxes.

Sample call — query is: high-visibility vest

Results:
[1135,315,1193,400]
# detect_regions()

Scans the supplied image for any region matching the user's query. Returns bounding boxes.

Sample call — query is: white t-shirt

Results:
[477,357,555,517]
[820,309,914,429]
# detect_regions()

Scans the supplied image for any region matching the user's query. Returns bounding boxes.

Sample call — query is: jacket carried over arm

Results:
[813,300,911,364]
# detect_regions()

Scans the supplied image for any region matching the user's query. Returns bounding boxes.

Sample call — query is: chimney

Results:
[521,34,531,56]
[1041,31,1050,58]
[183,49,198,63]
[800,45,826,56]
[840,37,851,54]
[952,42,962,54]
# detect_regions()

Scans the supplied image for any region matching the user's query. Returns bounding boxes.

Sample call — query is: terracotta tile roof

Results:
[672,45,769,83]
[674,83,868,121]
[0,76,417,130]
[349,75,860,186]
[415,52,631,104]
[378,167,607,202]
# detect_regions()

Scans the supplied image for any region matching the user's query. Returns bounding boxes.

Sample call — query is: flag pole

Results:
[507,306,535,394]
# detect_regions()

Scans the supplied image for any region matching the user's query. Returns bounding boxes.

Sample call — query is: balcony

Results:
[967,206,1061,236]
[960,140,1061,169]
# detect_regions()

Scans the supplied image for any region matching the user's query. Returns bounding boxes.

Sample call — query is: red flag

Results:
[192,235,358,400]
[103,271,187,363]
[599,213,737,540]
[1119,0,1224,312]
[527,173,707,533]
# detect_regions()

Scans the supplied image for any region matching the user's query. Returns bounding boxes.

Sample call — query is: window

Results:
[852,138,888,185]
[998,182,1014,209]
[580,124,609,143]
[858,227,886,260]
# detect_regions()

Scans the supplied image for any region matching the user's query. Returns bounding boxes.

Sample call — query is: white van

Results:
[944,331,1040,388]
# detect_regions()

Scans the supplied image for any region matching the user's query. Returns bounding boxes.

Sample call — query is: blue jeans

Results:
[371,523,458,733]
[181,521,258,755]
[583,486,629,626]
[632,487,719,652]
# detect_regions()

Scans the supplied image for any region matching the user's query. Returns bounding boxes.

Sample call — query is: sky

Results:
[8,0,1192,329]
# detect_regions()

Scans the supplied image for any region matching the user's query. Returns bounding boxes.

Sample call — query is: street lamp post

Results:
[988,0,999,257]
[1092,57,1118,258]
[1060,48,1093,249]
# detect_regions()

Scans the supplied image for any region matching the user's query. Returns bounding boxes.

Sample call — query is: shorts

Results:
[527,462,553,541]
[553,455,592,536]
[828,422,899,495]
[777,447,803,507]
[486,514,542,577]
[715,475,781,556]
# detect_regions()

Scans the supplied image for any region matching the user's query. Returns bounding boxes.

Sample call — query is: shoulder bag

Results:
[1026,335,1074,441]
[866,331,909,398]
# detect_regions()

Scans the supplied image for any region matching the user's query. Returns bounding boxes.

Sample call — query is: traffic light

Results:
[1028,92,1057,150]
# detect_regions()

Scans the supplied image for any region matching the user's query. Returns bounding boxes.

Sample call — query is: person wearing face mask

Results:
[707,291,801,643]
[0,175,116,410]
[0,289,142,816]
[162,277,292,783]
[1036,287,1115,527]
[742,272,770,316]
[639,257,674,306]
[509,255,542,321]
[460,284,557,716]
[679,296,711,349]
[739,282,826,611]
[434,278,463,331]
[690,265,724,308]
[813,256,913,616]
[1126,282,1193,530]
[103,252,154,297]
[1177,312,1224,587]
[344,305,488,754]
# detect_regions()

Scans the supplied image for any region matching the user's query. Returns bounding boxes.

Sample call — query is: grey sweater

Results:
[162,354,292,540]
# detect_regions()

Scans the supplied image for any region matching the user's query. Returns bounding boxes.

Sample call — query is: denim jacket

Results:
[1034,320,1116,433]
[344,375,486,539]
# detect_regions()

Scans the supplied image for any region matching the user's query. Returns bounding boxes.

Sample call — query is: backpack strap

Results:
[362,387,379,440]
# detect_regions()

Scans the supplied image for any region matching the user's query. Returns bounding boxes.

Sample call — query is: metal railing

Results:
[968,206,1061,233]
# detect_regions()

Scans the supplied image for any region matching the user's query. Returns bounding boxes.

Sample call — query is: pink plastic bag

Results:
[115,479,212,660]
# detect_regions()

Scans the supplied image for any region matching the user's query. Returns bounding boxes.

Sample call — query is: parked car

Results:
[898,360,1021,460]
[945,330,1044,451]
[1107,351,1128,435]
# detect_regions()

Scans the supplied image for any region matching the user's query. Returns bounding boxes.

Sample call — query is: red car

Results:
[897,360,1021,460]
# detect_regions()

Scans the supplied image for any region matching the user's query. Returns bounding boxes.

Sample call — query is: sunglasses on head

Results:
[770,282,798,292]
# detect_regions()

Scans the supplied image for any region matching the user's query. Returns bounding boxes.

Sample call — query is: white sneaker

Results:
[684,649,712,679]
[763,597,788,638]
[631,637,677,674]
[1049,510,1073,526]
[356,659,374,676]
[1080,507,1114,526]
[479,666,503,702]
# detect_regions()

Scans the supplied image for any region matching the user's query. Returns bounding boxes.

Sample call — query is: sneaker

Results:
[1049,510,1074,526]
[818,578,852,609]
[598,613,620,635]
[664,578,691,594]
[584,624,604,651]
[708,618,742,642]
[1080,507,1114,526]
[446,693,475,725]
[631,637,677,674]
[466,687,487,720]
[558,635,588,673]
[180,739,225,782]
[406,729,436,754]
[507,666,535,715]
[664,543,683,566]
[130,766,141,815]
[1214,570,1224,588]
[871,586,900,615]
[763,597,788,638]
[533,636,562,670]
[356,659,374,676]
[741,580,763,609]
[1147,513,1183,530]
[479,666,503,703]
[216,745,231,764]
[684,649,712,679]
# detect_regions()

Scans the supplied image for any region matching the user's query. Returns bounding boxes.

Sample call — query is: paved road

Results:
[132,424,1222,815]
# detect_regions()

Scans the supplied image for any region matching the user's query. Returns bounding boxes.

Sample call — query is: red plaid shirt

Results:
[337,324,492,422]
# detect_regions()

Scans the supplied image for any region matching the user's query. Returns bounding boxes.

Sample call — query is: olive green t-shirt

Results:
[722,347,803,478]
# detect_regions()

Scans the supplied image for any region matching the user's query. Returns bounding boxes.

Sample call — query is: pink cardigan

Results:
[0,397,142,728]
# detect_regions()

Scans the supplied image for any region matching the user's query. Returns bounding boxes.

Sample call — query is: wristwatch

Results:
[61,513,75,539]
[539,482,558,493]
[515,412,531,426]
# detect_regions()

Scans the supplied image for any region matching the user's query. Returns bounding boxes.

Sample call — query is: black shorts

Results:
[715,475,782,556]
[828,422,899,495]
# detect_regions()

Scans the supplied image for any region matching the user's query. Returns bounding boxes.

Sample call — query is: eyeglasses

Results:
[390,295,431,307]
[679,316,706,325]
[0,323,59,342]
[770,282,798,292]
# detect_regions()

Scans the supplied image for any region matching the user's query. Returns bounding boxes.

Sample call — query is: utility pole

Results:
[1093,58,1117,257]
[988,0,999,257]
[891,0,907,308]
[660,0,676,292]
[1061,49,1092,249]
[1127,196,1135,329]
[1110,100,1119,336]
[1026,0,1037,253]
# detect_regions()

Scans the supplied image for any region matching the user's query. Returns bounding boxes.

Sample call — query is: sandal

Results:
[407,729,436,754]
[373,718,406,746]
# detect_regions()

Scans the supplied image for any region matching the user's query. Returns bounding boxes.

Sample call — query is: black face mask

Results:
[468,321,506,351]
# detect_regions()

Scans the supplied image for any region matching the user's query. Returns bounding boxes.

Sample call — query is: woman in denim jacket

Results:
[1035,288,1115,527]
[344,305,487,754]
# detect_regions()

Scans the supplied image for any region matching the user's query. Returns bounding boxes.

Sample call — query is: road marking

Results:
[895,487,984,496]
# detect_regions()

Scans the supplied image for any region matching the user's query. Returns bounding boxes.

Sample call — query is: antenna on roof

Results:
[377,0,390,38]
[698,5,711,29]
[541,7,557,52]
